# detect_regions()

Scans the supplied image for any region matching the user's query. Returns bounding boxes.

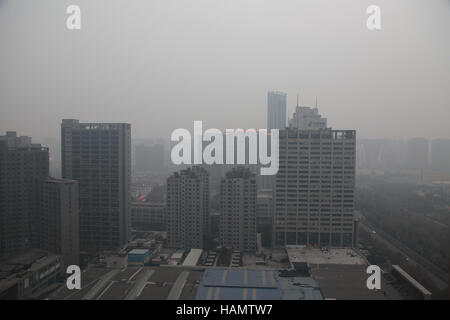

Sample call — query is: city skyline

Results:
[1,0,450,141]
[0,0,448,302]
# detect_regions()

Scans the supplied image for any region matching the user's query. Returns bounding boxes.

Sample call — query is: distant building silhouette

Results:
[267,91,287,130]
[407,138,428,170]
[135,143,164,172]
[431,138,450,171]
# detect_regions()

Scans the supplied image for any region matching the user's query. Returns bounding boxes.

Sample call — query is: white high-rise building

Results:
[220,167,257,252]
[166,166,209,249]
[274,108,356,248]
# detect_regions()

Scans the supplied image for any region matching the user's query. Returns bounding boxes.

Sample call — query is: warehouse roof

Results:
[196,269,282,300]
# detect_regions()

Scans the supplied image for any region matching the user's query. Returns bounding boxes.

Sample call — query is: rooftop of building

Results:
[268,91,287,96]
[196,268,282,300]
[309,264,402,300]
[286,245,366,266]
[279,128,356,139]
[128,249,149,255]
[278,276,323,300]
[0,132,47,151]
[169,166,209,179]
[48,265,203,300]
[196,268,323,300]
[182,249,203,267]
[62,119,130,129]
[0,249,60,293]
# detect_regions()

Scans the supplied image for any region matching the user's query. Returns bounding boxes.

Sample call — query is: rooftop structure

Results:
[289,106,327,130]
[309,264,401,300]
[48,266,203,300]
[196,268,282,300]
[182,249,203,267]
[196,268,324,300]
[286,245,366,267]
[0,249,61,299]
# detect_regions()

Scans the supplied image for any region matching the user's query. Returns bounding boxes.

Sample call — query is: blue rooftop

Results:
[196,268,323,300]
[196,269,282,300]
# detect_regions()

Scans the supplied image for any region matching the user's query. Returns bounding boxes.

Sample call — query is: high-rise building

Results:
[61,120,131,252]
[267,91,287,131]
[40,178,79,268]
[274,108,356,248]
[430,139,450,171]
[220,167,257,252]
[407,138,428,170]
[166,166,209,249]
[135,143,164,172]
[0,132,49,258]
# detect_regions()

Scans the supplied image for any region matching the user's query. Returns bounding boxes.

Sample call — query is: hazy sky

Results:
[0,0,449,142]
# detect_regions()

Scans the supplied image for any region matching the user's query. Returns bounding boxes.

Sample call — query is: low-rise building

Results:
[127,249,150,265]
[0,249,62,299]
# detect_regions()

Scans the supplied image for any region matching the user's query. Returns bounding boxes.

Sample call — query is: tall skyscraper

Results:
[40,178,79,268]
[267,91,287,130]
[61,120,131,252]
[0,132,49,258]
[166,166,209,249]
[274,108,356,247]
[407,138,429,170]
[430,138,450,171]
[220,167,257,252]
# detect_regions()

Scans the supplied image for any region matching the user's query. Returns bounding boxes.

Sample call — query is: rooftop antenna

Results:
[315,96,318,109]
[296,93,300,107]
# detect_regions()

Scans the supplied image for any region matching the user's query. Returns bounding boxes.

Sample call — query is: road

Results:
[359,216,448,290]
